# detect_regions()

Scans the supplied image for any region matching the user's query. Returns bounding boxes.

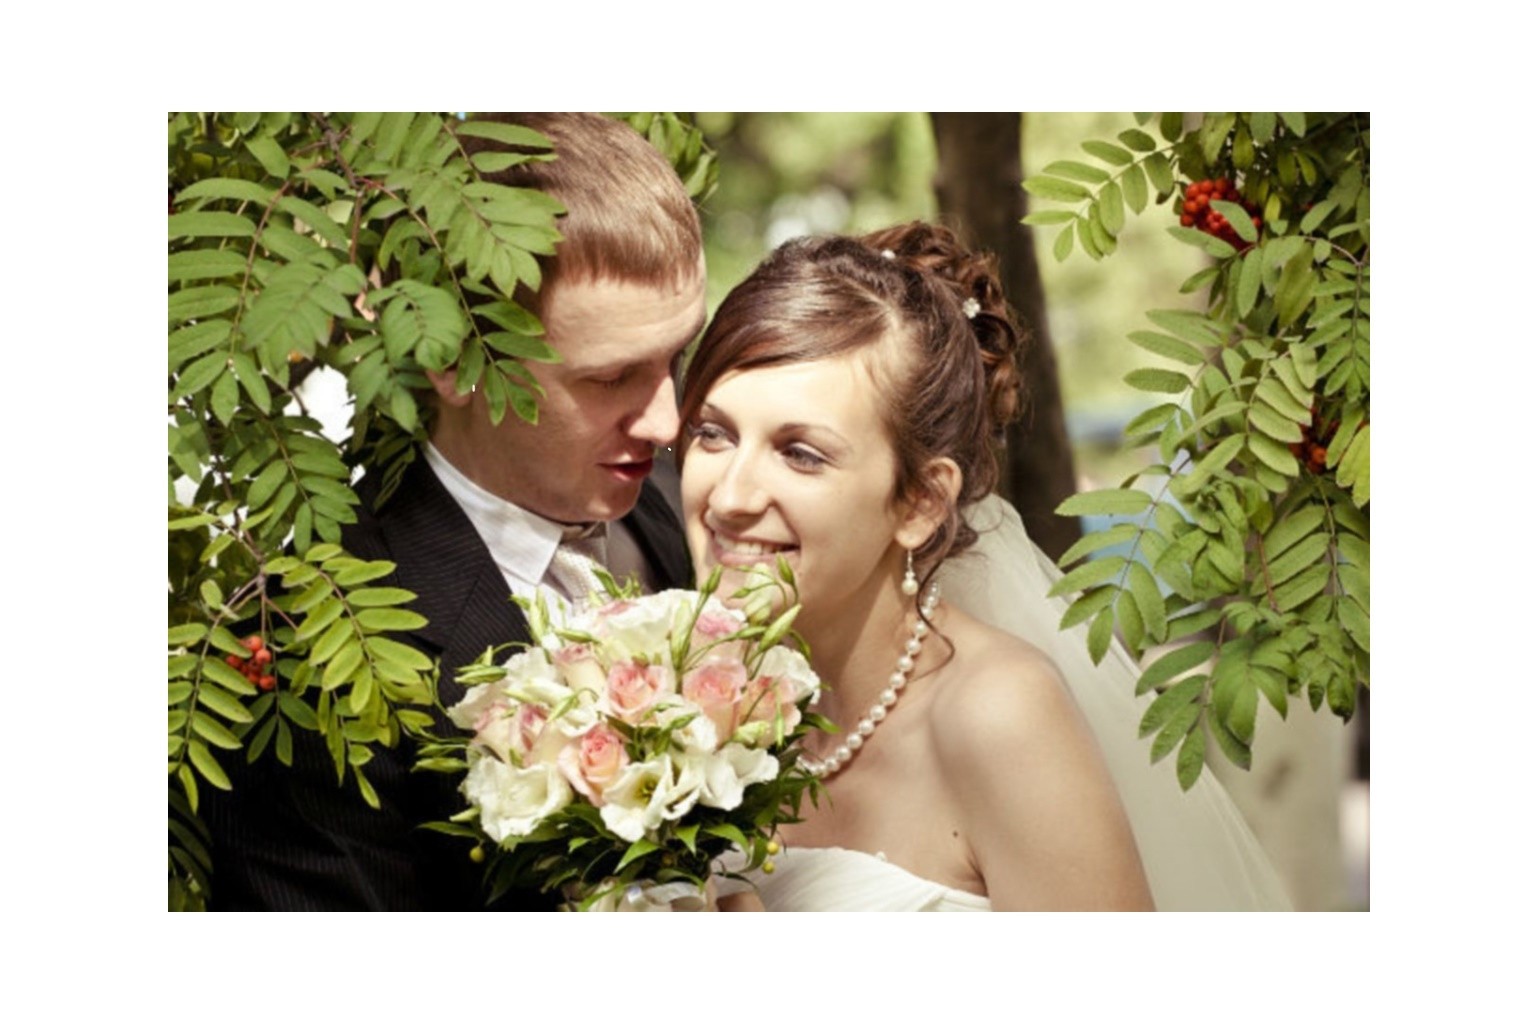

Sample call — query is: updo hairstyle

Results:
[678,221,1024,587]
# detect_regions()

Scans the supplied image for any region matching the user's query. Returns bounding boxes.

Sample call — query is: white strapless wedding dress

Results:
[756,846,990,912]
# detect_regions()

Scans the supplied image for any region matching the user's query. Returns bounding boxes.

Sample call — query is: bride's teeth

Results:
[718,536,784,556]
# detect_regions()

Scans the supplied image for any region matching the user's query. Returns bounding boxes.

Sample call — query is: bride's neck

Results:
[798,585,919,726]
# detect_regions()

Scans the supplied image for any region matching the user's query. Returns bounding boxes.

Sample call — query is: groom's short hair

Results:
[457,113,703,314]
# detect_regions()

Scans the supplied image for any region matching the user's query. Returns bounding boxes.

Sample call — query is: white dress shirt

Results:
[422,443,657,605]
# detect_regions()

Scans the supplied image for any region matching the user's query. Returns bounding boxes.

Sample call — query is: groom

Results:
[206,113,705,910]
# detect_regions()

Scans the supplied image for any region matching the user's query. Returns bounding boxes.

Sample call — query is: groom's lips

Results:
[601,457,654,483]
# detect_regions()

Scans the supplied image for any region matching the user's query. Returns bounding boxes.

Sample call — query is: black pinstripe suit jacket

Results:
[205,454,692,910]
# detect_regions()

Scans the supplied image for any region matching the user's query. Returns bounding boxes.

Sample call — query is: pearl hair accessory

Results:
[880,248,896,260]
[798,581,941,780]
[962,297,981,320]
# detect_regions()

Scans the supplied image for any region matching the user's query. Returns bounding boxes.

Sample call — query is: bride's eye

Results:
[686,422,732,451]
[783,444,827,472]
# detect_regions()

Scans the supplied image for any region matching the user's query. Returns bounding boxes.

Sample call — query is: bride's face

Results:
[680,353,908,617]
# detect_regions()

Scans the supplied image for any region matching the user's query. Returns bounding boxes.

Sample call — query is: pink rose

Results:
[606,661,674,724]
[681,659,748,743]
[558,723,630,803]
[473,701,547,764]
[691,610,748,662]
[742,674,802,735]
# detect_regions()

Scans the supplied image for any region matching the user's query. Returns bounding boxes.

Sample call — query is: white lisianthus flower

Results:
[598,758,675,842]
[447,681,510,732]
[697,743,779,811]
[462,756,572,844]
[663,703,719,754]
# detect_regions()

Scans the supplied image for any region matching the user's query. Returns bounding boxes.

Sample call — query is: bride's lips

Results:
[709,530,798,568]
[601,457,654,483]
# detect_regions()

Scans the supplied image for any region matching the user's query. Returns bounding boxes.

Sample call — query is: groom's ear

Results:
[896,457,962,548]
[426,367,474,408]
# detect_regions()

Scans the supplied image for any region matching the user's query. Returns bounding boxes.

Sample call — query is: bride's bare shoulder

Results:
[925,608,1087,757]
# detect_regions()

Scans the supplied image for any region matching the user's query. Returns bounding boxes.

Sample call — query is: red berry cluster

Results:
[1289,408,1341,474]
[226,634,277,692]
[1179,179,1261,249]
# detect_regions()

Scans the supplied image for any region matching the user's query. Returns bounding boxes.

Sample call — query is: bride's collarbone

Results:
[781,705,983,896]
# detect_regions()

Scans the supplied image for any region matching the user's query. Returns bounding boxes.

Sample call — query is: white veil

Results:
[938,496,1293,911]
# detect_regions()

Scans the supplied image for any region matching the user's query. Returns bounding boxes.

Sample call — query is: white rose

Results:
[697,743,779,812]
[461,755,572,844]
[593,592,691,663]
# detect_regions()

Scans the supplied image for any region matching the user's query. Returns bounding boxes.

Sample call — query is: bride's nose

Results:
[707,449,770,518]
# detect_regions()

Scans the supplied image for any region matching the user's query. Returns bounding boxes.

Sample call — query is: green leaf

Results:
[1248,401,1304,444]
[1265,533,1330,587]
[454,120,554,149]
[1053,224,1075,261]
[1082,139,1133,166]
[1137,642,1214,696]
[1149,703,1201,761]
[1168,225,1237,258]
[198,686,254,724]
[1056,488,1153,517]
[244,135,290,177]
[1263,505,1325,560]
[1122,162,1149,213]
[1087,607,1114,664]
[1126,562,1166,644]
[1046,556,1126,598]
[1336,425,1370,506]
[168,249,248,285]
[1248,433,1301,477]
[1058,523,1140,567]
[322,642,364,690]
[1279,112,1307,136]
[1097,181,1125,235]
[1210,200,1256,243]
[1124,368,1190,394]
[1236,247,1263,318]
[1176,723,1207,790]
[1060,586,1118,630]
[1118,128,1158,152]
[355,608,429,632]
[177,177,275,206]
[1024,175,1090,203]
[364,635,434,672]
[168,211,255,239]
[1127,331,1204,366]
[344,587,417,608]
[1275,247,1316,326]
[1042,160,1109,184]
[279,692,320,730]
[1188,434,1245,489]
[187,740,232,789]
[1023,210,1078,227]
[168,623,208,647]
[1300,199,1337,235]
[1144,151,1174,195]
[1273,564,1331,612]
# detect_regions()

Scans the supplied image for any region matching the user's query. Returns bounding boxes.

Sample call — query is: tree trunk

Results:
[929,113,1080,561]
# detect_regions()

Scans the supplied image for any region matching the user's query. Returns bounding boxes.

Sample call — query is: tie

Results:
[547,522,609,605]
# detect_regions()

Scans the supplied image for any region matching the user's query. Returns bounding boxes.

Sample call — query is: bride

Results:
[679,223,1290,911]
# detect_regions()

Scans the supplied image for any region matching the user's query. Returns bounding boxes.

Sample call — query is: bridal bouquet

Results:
[419,565,824,910]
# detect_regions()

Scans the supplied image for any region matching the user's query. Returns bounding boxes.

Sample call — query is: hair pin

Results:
[880,249,896,260]
[962,297,980,320]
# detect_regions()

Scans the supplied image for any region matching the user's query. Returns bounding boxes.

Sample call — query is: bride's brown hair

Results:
[678,221,1024,585]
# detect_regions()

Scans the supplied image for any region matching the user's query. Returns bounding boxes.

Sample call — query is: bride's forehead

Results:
[711,354,884,410]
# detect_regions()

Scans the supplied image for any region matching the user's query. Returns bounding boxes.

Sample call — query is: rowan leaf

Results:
[1057,488,1153,517]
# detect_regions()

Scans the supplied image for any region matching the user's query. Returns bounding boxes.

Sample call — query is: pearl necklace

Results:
[799,582,940,780]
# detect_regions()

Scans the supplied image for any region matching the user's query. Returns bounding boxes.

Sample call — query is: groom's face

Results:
[448,271,706,524]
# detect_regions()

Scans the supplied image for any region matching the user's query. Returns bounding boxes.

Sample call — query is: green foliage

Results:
[1034,114,1369,789]
[167,113,717,908]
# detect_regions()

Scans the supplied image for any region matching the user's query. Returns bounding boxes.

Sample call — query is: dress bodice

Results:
[754,846,991,912]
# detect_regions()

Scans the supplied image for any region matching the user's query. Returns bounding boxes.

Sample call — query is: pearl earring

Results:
[901,550,919,596]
